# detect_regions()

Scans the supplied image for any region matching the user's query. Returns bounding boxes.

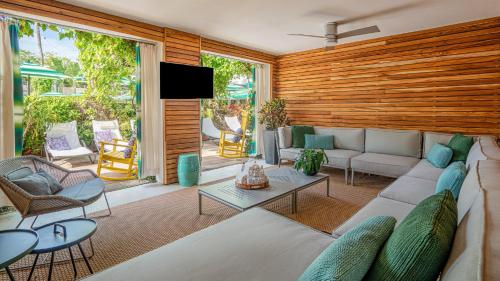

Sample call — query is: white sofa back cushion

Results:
[314,127,365,152]
[479,135,500,160]
[423,132,453,158]
[442,160,500,281]
[277,127,292,149]
[365,128,421,158]
[465,141,486,171]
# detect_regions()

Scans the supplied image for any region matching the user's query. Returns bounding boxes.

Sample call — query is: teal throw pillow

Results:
[292,126,315,148]
[364,190,457,281]
[304,134,334,150]
[435,161,466,200]
[448,134,473,162]
[427,143,453,168]
[299,216,396,281]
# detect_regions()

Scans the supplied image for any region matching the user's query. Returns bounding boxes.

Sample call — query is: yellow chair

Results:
[218,111,249,158]
[96,138,138,181]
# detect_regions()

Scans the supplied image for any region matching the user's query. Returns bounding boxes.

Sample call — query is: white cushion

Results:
[333,197,414,238]
[351,153,420,178]
[323,149,361,169]
[46,121,82,149]
[423,132,454,158]
[83,208,334,281]
[479,136,500,160]
[277,127,292,149]
[279,147,301,160]
[457,161,481,224]
[379,175,436,205]
[313,127,365,152]
[365,128,422,158]
[406,159,444,181]
[465,141,486,171]
[441,188,484,281]
[48,147,94,158]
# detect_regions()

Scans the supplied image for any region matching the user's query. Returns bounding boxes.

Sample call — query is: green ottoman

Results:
[177,153,200,187]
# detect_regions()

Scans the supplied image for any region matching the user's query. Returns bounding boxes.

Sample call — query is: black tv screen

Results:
[160,62,213,99]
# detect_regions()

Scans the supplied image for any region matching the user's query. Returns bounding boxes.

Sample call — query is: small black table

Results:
[0,229,38,281]
[28,218,97,281]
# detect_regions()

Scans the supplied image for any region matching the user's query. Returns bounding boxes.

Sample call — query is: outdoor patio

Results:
[52,156,150,192]
[201,140,247,171]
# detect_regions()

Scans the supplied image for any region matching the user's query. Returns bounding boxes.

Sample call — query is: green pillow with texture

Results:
[299,216,396,281]
[304,134,334,150]
[448,133,473,162]
[364,190,457,281]
[292,126,315,148]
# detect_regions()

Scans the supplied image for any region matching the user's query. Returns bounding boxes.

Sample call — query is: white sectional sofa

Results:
[278,127,365,183]
[84,132,500,281]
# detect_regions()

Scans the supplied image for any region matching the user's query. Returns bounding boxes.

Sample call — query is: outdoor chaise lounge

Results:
[202,117,221,139]
[45,121,94,163]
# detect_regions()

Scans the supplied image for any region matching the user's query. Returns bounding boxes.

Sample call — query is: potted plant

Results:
[258,98,289,164]
[294,149,328,176]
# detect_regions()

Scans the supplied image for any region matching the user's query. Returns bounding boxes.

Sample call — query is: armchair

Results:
[0,156,111,229]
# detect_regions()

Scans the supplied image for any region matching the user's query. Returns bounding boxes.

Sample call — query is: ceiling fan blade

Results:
[336,25,380,39]
[287,33,326,39]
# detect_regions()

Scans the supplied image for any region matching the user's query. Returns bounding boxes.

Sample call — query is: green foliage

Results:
[20,50,40,64]
[201,53,252,98]
[59,29,136,97]
[31,77,52,95]
[294,149,328,176]
[18,21,137,155]
[258,98,290,130]
[23,94,135,155]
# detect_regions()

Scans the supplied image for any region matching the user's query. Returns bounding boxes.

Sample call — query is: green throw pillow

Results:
[364,190,457,281]
[299,216,396,281]
[435,161,466,200]
[304,134,334,150]
[292,126,315,148]
[448,134,473,162]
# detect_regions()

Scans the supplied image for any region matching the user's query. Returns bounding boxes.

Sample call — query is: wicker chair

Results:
[0,156,111,229]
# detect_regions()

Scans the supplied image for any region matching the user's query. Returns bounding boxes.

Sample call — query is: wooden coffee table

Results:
[198,167,330,214]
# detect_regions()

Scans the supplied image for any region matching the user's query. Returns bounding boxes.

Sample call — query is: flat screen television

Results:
[160,62,213,99]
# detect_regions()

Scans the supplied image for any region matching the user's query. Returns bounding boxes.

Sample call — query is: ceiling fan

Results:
[288,22,380,49]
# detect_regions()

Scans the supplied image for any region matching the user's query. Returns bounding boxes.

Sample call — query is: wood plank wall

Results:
[275,17,500,136]
[163,28,201,184]
[0,0,164,41]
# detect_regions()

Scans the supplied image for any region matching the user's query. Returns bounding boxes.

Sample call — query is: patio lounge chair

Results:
[218,111,249,158]
[0,156,111,229]
[224,115,242,133]
[92,120,127,152]
[45,121,94,163]
[202,117,221,139]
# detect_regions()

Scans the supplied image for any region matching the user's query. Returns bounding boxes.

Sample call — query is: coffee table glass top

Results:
[32,218,97,253]
[199,167,328,210]
[0,229,38,269]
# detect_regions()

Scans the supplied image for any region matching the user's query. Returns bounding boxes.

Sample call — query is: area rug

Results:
[1,168,392,281]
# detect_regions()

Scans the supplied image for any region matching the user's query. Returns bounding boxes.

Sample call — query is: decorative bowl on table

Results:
[235,161,269,190]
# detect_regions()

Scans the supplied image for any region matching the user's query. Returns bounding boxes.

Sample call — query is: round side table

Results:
[0,229,38,281]
[28,218,97,281]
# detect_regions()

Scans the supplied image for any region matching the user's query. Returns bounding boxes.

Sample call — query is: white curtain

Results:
[254,64,271,157]
[139,43,162,179]
[0,21,14,160]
